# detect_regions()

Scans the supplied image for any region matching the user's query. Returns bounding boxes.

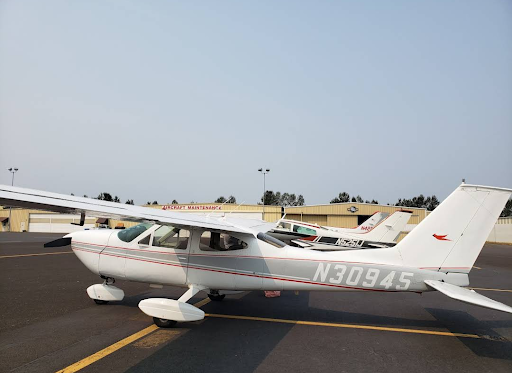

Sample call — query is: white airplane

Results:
[324,211,390,233]
[1,183,511,329]
[271,211,411,250]
[271,211,390,241]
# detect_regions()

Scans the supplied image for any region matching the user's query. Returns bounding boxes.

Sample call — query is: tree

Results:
[125,199,134,205]
[70,193,74,196]
[355,195,363,203]
[395,194,440,211]
[97,193,113,202]
[83,195,88,198]
[330,192,350,204]
[171,199,178,204]
[215,196,236,203]
[260,191,304,206]
[261,191,281,205]
[371,199,379,204]
[501,198,512,217]
[152,201,158,205]
[146,201,151,205]
[280,193,304,206]
[113,196,120,203]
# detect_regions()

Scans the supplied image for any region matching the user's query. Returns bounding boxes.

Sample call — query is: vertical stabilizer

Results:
[360,211,412,243]
[397,184,511,272]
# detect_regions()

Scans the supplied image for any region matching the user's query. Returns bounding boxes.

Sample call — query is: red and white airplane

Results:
[271,211,411,250]
[0,183,511,328]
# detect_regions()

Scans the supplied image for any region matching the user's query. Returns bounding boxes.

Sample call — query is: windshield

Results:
[257,232,287,248]
[118,223,153,242]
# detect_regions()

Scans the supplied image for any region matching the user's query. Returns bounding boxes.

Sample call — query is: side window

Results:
[277,222,292,231]
[293,225,317,235]
[199,231,247,251]
[318,236,338,244]
[152,225,190,250]
[138,235,151,245]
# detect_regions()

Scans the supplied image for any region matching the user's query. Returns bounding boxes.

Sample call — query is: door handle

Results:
[177,256,187,260]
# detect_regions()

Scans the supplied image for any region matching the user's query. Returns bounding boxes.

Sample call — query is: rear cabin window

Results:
[118,223,153,242]
[152,226,190,250]
[293,225,317,235]
[199,231,247,251]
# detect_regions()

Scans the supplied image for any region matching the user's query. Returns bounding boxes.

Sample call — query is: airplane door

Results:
[187,230,236,290]
[235,237,263,290]
[124,225,190,285]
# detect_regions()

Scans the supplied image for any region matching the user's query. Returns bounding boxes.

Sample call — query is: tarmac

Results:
[1,232,511,373]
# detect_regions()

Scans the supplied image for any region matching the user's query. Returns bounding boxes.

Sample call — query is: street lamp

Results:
[258,168,270,220]
[7,168,19,232]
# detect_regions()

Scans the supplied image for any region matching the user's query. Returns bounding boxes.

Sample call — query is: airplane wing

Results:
[0,185,260,235]
[424,280,512,314]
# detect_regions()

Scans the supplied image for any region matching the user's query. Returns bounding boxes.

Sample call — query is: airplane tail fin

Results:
[352,212,389,233]
[360,211,412,243]
[397,184,512,273]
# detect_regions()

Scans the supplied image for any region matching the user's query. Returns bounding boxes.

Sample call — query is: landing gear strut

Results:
[208,290,225,302]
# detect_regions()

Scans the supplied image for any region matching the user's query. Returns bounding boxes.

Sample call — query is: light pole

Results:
[258,168,270,220]
[7,168,18,232]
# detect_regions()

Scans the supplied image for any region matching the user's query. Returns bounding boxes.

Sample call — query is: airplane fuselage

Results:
[69,226,468,294]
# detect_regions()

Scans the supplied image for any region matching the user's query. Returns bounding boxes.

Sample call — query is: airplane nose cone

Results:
[68,230,114,275]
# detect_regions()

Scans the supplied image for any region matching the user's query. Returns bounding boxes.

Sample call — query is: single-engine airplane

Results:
[270,210,411,250]
[1,183,511,328]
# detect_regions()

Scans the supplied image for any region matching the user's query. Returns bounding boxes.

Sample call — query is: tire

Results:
[208,293,226,302]
[153,317,177,328]
[94,299,109,305]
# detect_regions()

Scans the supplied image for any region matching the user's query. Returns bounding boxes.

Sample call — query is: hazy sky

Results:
[1,0,511,206]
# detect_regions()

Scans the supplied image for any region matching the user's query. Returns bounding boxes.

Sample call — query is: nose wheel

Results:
[153,317,177,328]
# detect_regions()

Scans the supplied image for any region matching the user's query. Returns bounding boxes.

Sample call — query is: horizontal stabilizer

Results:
[425,280,512,314]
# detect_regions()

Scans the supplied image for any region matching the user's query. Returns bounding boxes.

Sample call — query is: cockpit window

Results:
[152,225,190,250]
[293,225,317,235]
[118,223,153,242]
[257,232,287,248]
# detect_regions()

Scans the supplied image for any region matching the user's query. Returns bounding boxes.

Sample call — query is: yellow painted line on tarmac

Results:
[204,313,482,339]
[471,287,512,293]
[55,297,211,373]
[0,251,73,259]
[55,324,158,373]
[472,266,481,270]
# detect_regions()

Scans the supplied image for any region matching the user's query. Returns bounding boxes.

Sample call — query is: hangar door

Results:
[28,214,96,233]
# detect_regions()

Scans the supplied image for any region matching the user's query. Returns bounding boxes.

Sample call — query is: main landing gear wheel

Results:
[94,299,109,305]
[208,293,226,302]
[153,317,177,328]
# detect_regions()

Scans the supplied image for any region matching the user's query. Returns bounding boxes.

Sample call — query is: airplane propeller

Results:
[44,237,72,248]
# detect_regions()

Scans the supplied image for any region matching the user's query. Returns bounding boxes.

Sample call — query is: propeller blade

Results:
[44,237,72,248]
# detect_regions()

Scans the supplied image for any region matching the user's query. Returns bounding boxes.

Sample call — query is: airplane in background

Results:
[270,212,389,242]
[0,183,511,329]
[270,211,412,250]
[324,211,390,233]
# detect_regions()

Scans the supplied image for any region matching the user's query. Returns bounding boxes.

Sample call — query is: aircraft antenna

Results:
[206,196,235,218]
[227,201,246,216]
